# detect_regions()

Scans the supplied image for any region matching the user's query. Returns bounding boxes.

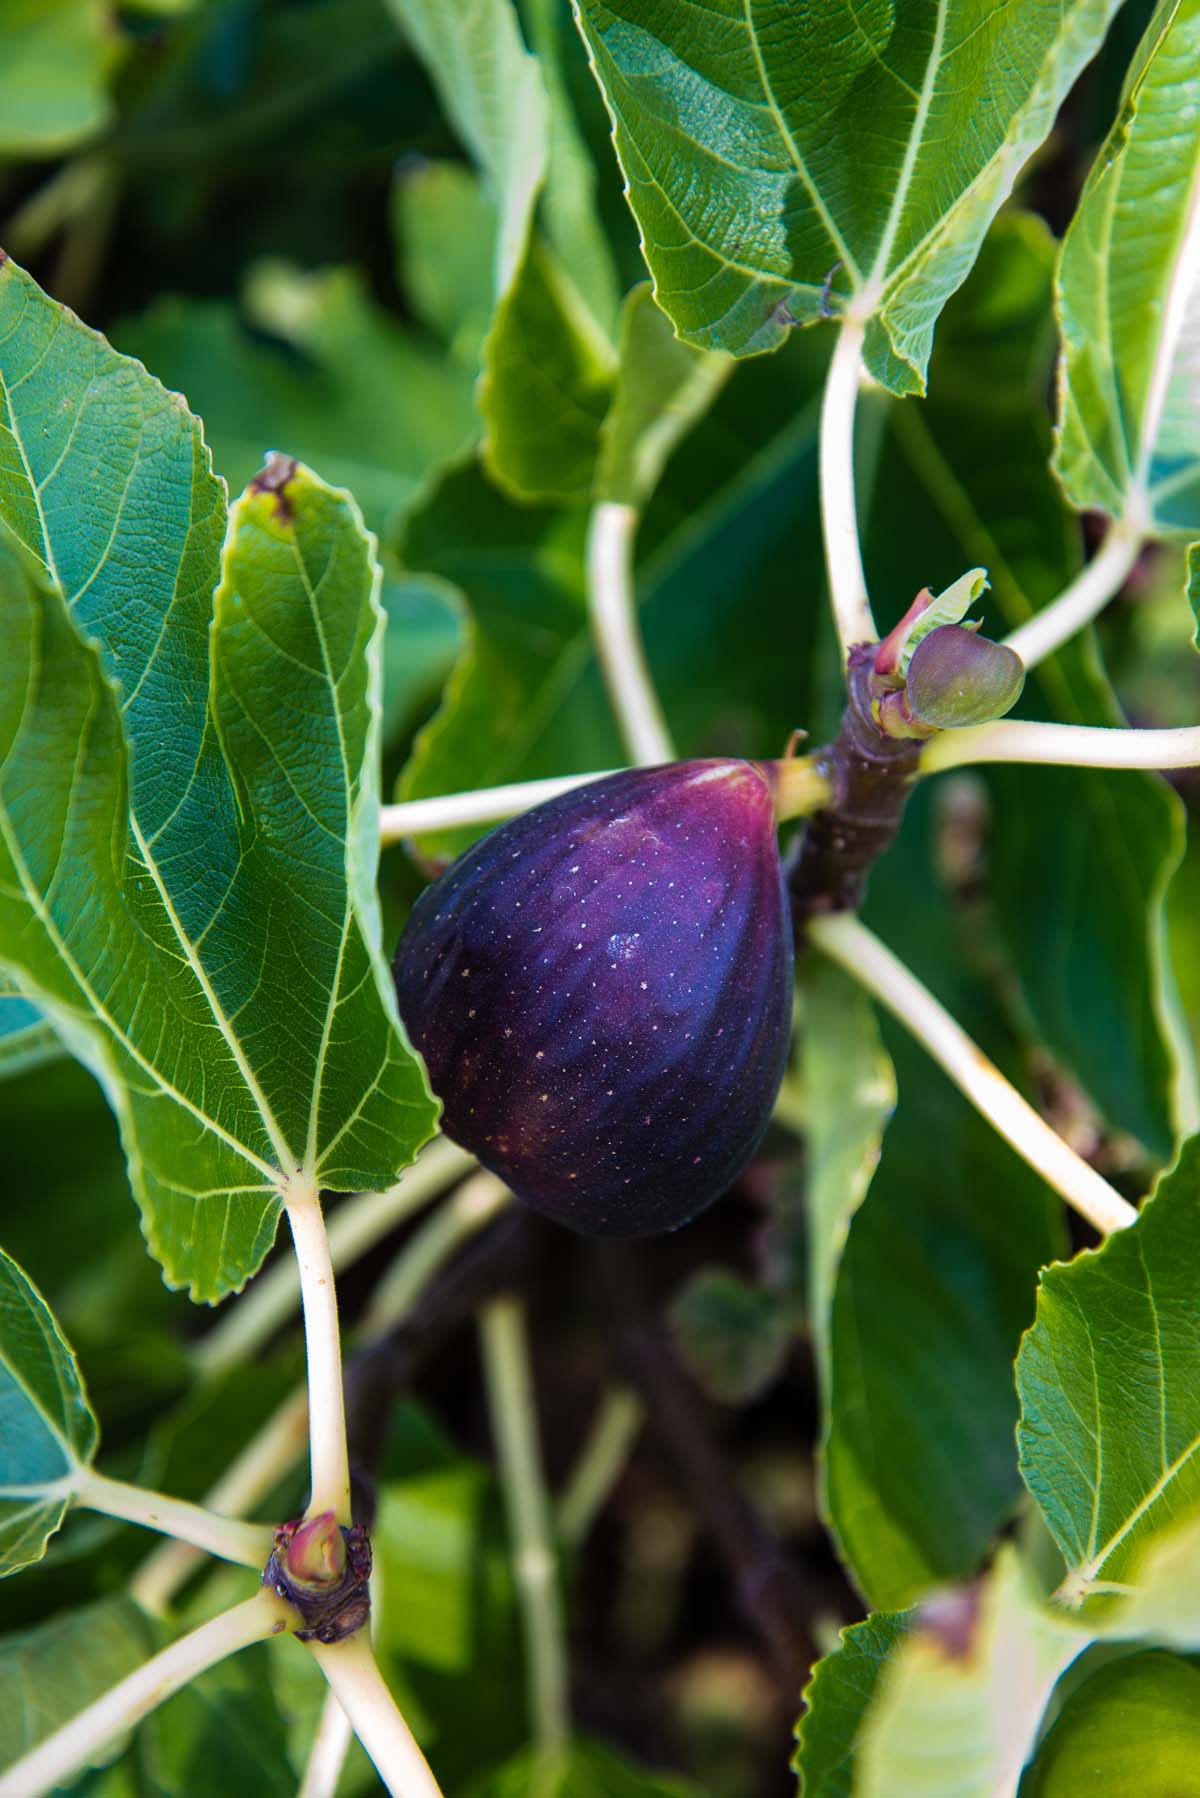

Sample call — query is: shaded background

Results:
[2,3,1198,1794]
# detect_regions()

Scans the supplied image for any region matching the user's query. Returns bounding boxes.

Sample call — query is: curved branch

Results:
[197,1138,475,1378]
[72,1468,272,1568]
[286,1180,351,1524]
[381,772,618,846]
[587,500,675,765]
[920,717,1200,777]
[810,912,1137,1235]
[820,319,875,660]
[480,1297,570,1760]
[1001,528,1141,670]
[308,1633,443,1798]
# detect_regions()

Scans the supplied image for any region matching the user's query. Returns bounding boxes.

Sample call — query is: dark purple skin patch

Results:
[393,760,794,1237]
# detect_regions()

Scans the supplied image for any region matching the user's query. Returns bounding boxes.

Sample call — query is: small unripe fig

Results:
[393,761,793,1237]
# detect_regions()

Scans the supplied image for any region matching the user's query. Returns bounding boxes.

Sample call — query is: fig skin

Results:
[393,760,794,1237]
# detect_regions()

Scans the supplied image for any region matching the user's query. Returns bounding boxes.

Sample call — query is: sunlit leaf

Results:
[854,1549,1081,1798]
[574,0,1122,391]
[1054,0,1200,536]
[0,260,437,1299]
[1018,1136,1200,1602]
[0,1249,96,1576]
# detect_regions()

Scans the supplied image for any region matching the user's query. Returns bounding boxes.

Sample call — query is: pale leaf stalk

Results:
[309,1633,443,1798]
[587,499,675,765]
[299,1689,356,1798]
[556,1387,644,1551]
[921,718,1200,777]
[381,771,619,846]
[197,1137,475,1379]
[72,1467,273,1568]
[130,1390,310,1616]
[480,1297,570,1760]
[360,1169,510,1337]
[810,912,1138,1236]
[286,1181,352,1523]
[820,318,876,660]
[134,1176,508,1616]
[1002,527,1141,669]
[0,1590,292,1798]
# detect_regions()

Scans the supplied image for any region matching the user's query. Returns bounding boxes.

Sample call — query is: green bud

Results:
[905,624,1025,730]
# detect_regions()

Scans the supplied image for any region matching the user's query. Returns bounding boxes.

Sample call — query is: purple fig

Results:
[393,761,794,1237]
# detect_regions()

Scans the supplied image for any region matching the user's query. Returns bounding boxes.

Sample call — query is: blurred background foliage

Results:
[2,2,1199,1794]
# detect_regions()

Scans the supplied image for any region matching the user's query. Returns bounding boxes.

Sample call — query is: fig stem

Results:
[0,1589,293,1798]
[69,1467,274,1568]
[1000,525,1141,670]
[360,1168,510,1337]
[810,912,1138,1236]
[196,1137,475,1379]
[586,499,676,764]
[298,1686,355,1798]
[480,1296,570,1761]
[308,1631,444,1797]
[133,1170,511,1615]
[820,317,877,663]
[920,715,1200,776]
[285,1178,353,1525]
[556,1386,644,1551]
[769,753,836,821]
[381,770,619,845]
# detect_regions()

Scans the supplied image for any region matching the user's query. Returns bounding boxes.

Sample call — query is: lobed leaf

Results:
[0,1248,97,1577]
[0,260,437,1300]
[1017,1135,1200,1600]
[573,0,1122,391]
[1054,0,1200,536]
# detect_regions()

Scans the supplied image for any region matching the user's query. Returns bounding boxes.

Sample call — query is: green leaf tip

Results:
[247,452,302,522]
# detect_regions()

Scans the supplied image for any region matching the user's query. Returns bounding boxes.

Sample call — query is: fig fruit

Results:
[393,761,793,1237]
